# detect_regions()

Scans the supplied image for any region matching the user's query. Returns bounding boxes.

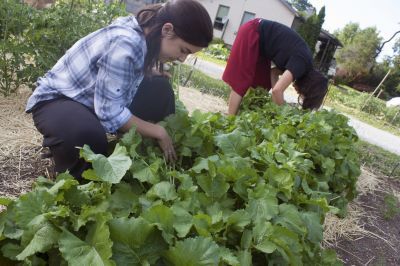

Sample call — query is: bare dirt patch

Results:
[178,86,227,114]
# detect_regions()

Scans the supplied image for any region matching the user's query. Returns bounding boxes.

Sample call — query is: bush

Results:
[0,0,127,96]
[203,43,230,61]
[385,107,400,127]
[210,37,225,45]
[326,85,399,127]
[359,94,386,117]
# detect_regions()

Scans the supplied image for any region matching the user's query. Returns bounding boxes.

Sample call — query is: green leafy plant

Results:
[203,43,230,61]
[0,0,127,96]
[0,89,358,265]
[383,193,400,220]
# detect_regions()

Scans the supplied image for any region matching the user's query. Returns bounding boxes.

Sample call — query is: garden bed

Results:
[0,87,399,265]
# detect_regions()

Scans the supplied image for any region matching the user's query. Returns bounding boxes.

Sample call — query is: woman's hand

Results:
[156,125,177,162]
[121,116,176,162]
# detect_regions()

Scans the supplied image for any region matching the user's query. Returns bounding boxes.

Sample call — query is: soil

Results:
[334,176,400,266]
[0,147,53,198]
[0,87,399,265]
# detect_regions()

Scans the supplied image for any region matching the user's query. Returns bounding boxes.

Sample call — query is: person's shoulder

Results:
[107,16,146,48]
[108,16,144,39]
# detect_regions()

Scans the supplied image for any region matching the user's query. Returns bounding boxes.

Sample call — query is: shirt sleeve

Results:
[94,34,145,133]
[285,54,311,80]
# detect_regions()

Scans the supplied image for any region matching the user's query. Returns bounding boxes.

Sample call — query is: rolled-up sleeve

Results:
[94,34,145,133]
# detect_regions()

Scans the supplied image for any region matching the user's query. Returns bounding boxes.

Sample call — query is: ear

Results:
[161,23,175,38]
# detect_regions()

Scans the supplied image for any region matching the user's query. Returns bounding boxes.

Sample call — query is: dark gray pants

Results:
[32,76,175,178]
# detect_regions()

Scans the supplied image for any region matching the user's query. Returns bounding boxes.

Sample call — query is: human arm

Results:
[270,67,283,88]
[93,33,176,161]
[228,90,244,115]
[120,115,176,162]
[270,69,294,106]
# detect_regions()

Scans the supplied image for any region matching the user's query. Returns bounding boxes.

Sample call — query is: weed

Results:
[383,193,400,220]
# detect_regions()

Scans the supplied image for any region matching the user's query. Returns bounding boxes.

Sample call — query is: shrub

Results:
[0,0,127,96]
[203,43,230,61]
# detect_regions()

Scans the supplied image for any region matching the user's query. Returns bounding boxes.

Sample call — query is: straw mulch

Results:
[324,168,387,244]
[0,91,52,200]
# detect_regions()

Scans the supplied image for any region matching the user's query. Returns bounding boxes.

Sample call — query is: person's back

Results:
[223,18,328,114]
[260,19,313,76]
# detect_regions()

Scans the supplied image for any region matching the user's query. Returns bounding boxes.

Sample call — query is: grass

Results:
[322,84,400,136]
[383,193,400,220]
[355,140,400,179]
[176,64,230,100]
[325,99,400,137]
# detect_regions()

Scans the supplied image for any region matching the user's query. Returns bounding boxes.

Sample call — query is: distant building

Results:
[198,0,341,74]
[198,0,302,46]
[315,29,342,75]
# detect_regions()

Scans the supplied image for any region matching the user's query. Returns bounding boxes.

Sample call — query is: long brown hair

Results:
[136,0,213,74]
[294,69,328,109]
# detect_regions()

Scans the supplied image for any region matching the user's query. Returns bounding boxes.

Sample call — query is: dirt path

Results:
[178,86,227,114]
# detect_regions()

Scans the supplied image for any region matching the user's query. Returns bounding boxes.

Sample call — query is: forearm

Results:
[270,67,283,88]
[271,70,294,106]
[119,115,162,140]
[228,90,243,115]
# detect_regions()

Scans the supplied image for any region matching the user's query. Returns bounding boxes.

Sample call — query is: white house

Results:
[198,0,302,46]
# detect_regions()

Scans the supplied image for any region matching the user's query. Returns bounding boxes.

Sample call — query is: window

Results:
[240,11,255,26]
[214,5,229,30]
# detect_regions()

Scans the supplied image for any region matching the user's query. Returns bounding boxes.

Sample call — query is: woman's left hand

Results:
[156,125,177,162]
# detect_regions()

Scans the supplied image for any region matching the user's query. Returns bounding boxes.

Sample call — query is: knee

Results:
[67,126,108,155]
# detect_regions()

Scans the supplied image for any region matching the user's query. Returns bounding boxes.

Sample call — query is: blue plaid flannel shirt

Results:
[26,16,146,133]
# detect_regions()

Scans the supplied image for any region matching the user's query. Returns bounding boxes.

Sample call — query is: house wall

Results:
[199,0,295,45]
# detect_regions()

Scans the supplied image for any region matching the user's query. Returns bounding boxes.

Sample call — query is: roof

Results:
[319,29,343,47]
[277,0,301,18]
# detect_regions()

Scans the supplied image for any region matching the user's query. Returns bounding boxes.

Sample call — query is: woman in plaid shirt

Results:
[26,0,213,178]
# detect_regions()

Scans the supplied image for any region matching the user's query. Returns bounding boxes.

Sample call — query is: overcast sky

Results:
[308,0,400,60]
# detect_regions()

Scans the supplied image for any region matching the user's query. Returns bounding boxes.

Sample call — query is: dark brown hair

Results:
[136,0,213,73]
[294,69,328,109]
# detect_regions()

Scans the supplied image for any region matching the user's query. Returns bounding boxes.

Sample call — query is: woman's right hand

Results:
[156,125,177,162]
[121,116,176,162]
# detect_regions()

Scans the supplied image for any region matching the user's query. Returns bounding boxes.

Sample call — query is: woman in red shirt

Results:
[223,18,328,115]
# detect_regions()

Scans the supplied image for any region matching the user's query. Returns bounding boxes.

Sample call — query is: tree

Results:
[335,23,359,46]
[375,30,400,59]
[335,23,382,84]
[296,7,325,54]
[289,0,314,12]
[393,37,400,66]
[383,37,400,97]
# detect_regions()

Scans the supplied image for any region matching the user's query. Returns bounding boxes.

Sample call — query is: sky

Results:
[308,0,400,60]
